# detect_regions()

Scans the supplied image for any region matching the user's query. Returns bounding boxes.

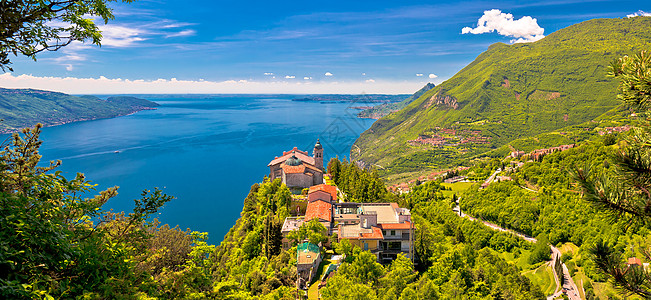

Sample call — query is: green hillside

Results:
[0,88,159,133]
[352,17,651,178]
[357,83,436,119]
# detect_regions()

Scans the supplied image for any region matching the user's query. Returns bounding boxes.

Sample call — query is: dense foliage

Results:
[206,160,547,299]
[353,17,651,177]
[0,128,555,299]
[208,177,298,299]
[0,124,221,299]
[327,157,396,203]
[461,141,618,246]
[390,180,544,299]
[575,50,651,297]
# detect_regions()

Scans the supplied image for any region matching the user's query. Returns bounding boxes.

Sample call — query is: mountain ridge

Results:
[352,17,651,179]
[0,88,159,133]
[357,83,436,119]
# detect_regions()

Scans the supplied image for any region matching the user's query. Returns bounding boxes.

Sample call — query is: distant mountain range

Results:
[357,83,435,119]
[352,17,651,179]
[0,88,159,133]
[291,94,408,103]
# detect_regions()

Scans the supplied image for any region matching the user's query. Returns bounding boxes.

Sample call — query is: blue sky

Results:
[0,0,649,94]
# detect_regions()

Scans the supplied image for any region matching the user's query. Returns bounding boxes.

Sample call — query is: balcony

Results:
[379,242,405,253]
[382,233,410,240]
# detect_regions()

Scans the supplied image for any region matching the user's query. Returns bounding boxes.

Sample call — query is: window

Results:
[391,230,395,236]
[364,242,368,251]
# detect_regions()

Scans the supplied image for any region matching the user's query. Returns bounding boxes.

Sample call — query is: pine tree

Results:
[575,50,651,297]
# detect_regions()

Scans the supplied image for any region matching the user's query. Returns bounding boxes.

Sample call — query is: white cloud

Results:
[264,72,274,76]
[50,52,87,65]
[324,72,333,76]
[160,21,197,29]
[462,9,545,43]
[0,73,425,94]
[627,10,651,18]
[365,79,375,83]
[165,29,196,38]
[362,73,366,76]
[285,75,295,79]
[99,25,146,47]
[43,46,89,70]
[416,73,423,77]
[428,74,437,79]
[304,77,312,80]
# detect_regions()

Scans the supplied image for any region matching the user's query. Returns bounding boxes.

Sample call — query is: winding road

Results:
[453,201,581,300]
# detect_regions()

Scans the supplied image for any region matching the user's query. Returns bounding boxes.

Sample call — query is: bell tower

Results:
[313,139,323,170]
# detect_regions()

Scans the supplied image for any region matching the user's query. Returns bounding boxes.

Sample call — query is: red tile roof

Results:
[305,199,332,222]
[281,164,306,174]
[284,147,309,156]
[360,226,384,240]
[304,163,322,173]
[268,148,315,167]
[309,184,337,201]
[628,257,643,266]
[380,221,411,230]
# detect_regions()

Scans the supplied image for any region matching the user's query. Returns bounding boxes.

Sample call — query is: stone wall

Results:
[285,173,313,189]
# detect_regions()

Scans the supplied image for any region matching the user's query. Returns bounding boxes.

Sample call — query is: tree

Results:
[0,0,132,71]
[529,234,550,264]
[378,254,417,300]
[286,218,327,246]
[575,50,651,297]
[320,274,378,300]
[0,124,173,298]
[339,251,385,286]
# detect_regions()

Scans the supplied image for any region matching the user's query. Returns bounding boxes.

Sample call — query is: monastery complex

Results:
[269,140,414,287]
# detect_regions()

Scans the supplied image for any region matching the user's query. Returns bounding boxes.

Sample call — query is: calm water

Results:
[27,95,376,242]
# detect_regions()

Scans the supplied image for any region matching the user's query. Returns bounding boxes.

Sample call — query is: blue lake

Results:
[30,95,376,242]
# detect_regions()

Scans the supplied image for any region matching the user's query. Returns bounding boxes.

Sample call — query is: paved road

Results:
[551,246,581,300]
[454,200,581,300]
[480,168,502,189]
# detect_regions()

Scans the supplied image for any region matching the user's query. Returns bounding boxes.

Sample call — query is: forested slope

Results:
[353,17,651,178]
[0,88,159,133]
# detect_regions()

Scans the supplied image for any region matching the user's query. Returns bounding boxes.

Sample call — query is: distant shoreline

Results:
[0,88,160,135]
[0,107,158,135]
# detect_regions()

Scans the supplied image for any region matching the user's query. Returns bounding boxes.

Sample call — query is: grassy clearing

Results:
[308,255,333,300]
[523,263,558,295]
[441,181,477,197]
[556,242,636,300]
[593,282,626,299]
[501,249,534,270]
[558,242,579,256]
[501,248,559,296]
[572,272,590,300]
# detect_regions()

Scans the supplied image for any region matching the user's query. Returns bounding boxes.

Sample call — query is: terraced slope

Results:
[352,17,651,178]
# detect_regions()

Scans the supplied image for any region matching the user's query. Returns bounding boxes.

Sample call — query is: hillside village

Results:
[390,142,580,193]
[269,140,414,291]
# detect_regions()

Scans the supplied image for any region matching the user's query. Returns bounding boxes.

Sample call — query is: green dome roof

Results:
[314,139,323,150]
[285,155,302,166]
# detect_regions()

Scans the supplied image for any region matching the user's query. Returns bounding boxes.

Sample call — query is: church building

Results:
[268,139,324,189]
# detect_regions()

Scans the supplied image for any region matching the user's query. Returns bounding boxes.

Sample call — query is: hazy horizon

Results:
[1,0,648,94]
